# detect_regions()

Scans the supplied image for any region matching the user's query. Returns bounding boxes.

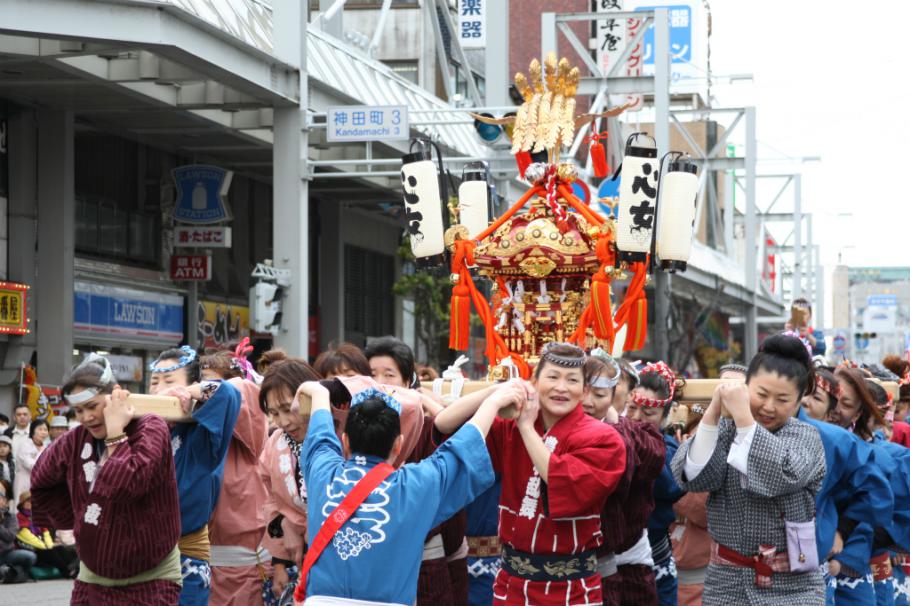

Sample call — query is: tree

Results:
[392,237,452,370]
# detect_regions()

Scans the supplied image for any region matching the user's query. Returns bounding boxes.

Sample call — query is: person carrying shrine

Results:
[671,334,827,605]
[148,346,242,606]
[292,377,504,605]
[435,342,627,605]
[31,355,182,603]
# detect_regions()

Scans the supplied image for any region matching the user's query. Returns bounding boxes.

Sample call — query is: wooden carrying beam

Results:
[129,394,189,422]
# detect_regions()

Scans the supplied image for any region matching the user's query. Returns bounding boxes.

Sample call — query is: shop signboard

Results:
[105,354,144,382]
[458,0,486,49]
[176,226,232,248]
[170,254,212,281]
[172,164,232,224]
[197,300,249,349]
[74,281,184,346]
[0,281,29,335]
[326,105,408,142]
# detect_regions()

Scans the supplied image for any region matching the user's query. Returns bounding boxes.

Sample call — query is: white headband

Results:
[588,348,621,389]
[64,353,114,406]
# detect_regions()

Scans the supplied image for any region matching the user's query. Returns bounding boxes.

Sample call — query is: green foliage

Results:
[393,238,452,368]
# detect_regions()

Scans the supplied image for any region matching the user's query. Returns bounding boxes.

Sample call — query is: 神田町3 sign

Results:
[327,106,408,142]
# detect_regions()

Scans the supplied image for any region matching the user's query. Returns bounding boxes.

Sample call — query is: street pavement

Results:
[0,579,73,604]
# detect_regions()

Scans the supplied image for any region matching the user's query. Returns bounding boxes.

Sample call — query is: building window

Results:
[344,244,394,344]
[383,60,419,85]
[76,196,160,265]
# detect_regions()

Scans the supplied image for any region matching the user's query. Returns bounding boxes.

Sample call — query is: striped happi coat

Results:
[670,417,827,606]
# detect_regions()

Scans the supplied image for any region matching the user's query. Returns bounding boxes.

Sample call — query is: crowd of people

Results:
[0,323,908,606]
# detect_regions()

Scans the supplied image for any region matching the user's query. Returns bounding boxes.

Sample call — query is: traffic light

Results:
[250,281,283,334]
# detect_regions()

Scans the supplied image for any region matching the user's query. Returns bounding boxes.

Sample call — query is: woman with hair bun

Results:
[671,333,827,605]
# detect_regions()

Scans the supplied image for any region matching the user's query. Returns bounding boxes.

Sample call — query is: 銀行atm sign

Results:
[170,255,212,281]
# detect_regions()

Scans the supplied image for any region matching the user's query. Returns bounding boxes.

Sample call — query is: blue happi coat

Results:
[301,408,494,605]
[647,433,685,547]
[171,380,241,535]
[798,409,893,560]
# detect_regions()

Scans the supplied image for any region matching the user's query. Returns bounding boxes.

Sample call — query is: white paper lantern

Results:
[458,165,490,239]
[401,146,446,261]
[615,133,659,263]
[656,156,699,272]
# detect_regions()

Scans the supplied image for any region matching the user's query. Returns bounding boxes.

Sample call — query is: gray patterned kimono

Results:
[670,417,827,606]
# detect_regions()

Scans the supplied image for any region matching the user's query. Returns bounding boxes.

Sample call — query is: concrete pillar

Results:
[36,109,74,384]
[272,0,310,358]
[0,109,38,411]
[318,199,344,350]
[485,0,510,107]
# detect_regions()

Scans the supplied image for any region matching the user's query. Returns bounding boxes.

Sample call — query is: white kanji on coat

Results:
[171,435,182,455]
[81,443,92,460]
[83,461,97,484]
[84,503,102,526]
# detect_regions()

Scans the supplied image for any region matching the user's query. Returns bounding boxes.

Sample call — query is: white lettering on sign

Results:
[113,302,156,326]
[172,266,209,280]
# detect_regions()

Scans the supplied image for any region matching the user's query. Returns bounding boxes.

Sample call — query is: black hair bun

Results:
[354,398,388,418]
[761,334,811,368]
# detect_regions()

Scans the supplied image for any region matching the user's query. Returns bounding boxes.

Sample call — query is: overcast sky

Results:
[704,0,909,271]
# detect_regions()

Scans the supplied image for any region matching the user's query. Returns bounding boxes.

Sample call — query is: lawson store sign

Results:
[74,281,184,346]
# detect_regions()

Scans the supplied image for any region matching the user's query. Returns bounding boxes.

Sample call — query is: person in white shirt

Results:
[3,405,32,458]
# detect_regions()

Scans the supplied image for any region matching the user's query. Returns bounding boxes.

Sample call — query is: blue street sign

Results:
[172,165,233,224]
[636,5,693,65]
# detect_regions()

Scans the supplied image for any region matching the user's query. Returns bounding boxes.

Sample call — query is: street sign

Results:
[458,0,486,49]
[326,105,408,142]
[170,255,212,281]
[636,4,693,65]
[172,165,233,224]
[176,226,232,248]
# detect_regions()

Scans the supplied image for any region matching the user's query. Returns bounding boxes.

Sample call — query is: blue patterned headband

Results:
[149,345,197,373]
[350,387,402,415]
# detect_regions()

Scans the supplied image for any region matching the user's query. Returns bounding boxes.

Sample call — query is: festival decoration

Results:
[404,53,700,375]
[615,133,658,264]
[655,153,699,272]
[399,138,449,266]
[456,162,492,239]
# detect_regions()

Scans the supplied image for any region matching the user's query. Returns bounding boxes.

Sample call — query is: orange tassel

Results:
[515,151,532,178]
[590,272,615,345]
[623,291,648,352]
[449,281,471,350]
[591,140,609,178]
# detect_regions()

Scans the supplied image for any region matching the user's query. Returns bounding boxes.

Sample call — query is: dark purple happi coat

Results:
[31,415,181,579]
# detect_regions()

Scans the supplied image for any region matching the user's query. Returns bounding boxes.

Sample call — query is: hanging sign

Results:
[326,105,408,142]
[458,0,486,49]
[172,164,232,224]
[0,281,29,335]
[176,226,232,248]
[170,255,213,281]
